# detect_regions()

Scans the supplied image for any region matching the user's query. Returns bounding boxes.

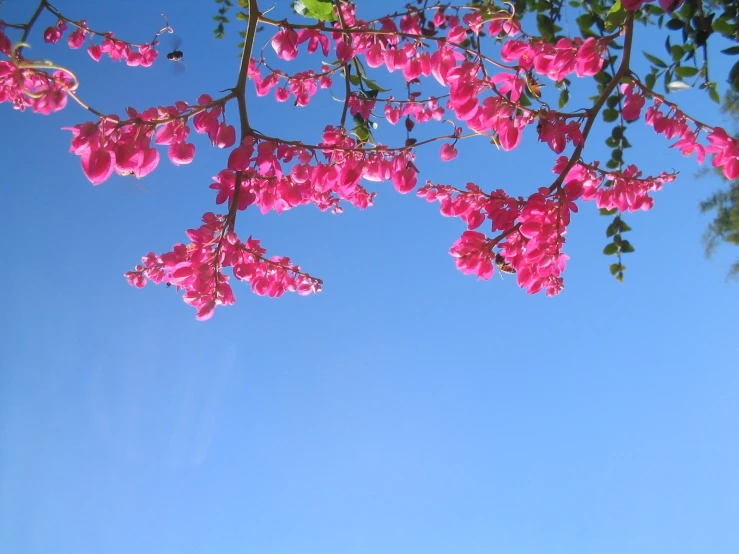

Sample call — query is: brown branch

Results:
[548,12,635,193]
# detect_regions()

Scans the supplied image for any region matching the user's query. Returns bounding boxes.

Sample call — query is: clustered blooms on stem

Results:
[2,0,739,319]
[64,94,236,183]
[125,212,322,320]
[41,8,161,66]
[0,25,76,114]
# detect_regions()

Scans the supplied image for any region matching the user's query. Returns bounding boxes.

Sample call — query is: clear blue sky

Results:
[1,1,738,553]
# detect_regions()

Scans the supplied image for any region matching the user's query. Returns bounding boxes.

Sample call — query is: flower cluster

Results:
[621,83,738,180]
[420,179,574,295]
[211,126,419,217]
[65,96,235,184]
[248,60,333,106]
[0,60,74,114]
[558,157,677,212]
[4,0,739,319]
[43,17,158,66]
[125,213,322,320]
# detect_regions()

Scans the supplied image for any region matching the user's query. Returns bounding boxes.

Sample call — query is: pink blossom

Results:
[440,143,458,161]
[335,41,356,63]
[450,231,494,279]
[297,29,330,56]
[706,128,739,180]
[169,142,196,165]
[44,26,63,44]
[272,28,299,60]
[0,27,10,55]
[215,123,236,148]
[81,147,115,185]
[126,213,321,319]
[68,23,87,49]
[537,112,583,153]
[88,44,103,61]
[621,83,645,121]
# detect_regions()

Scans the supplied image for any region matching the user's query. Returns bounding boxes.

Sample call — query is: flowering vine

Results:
[1,0,737,319]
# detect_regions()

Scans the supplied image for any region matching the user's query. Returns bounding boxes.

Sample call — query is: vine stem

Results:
[228,0,262,223]
[548,12,635,193]
[17,0,45,56]
[333,0,353,128]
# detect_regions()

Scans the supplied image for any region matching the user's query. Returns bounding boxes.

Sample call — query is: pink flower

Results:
[81,147,115,185]
[215,123,236,148]
[272,28,299,60]
[706,128,739,180]
[450,231,494,279]
[169,142,196,165]
[621,83,645,121]
[440,143,457,161]
[336,41,356,63]
[537,112,583,153]
[0,29,10,55]
[297,29,330,56]
[44,27,63,44]
[87,44,103,61]
[68,24,87,49]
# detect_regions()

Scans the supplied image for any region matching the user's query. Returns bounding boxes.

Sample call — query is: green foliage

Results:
[212,0,235,40]
[700,91,739,278]
[602,214,634,282]
[294,0,337,21]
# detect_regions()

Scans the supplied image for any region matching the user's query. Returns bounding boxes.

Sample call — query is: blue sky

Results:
[1,1,738,553]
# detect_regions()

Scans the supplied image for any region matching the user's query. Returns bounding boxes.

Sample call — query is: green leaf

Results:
[609,263,622,275]
[620,221,632,232]
[606,221,619,237]
[712,16,734,37]
[645,71,657,91]
[620,240,635,253]
[600,208,618,216]
[603,243,619,255]
[722,46,739,55]
[536,14,556,41]
[675,65,699,78]
[670,45,684,63]
[348,74,361,86]
[643,51,668,68]
[666,18,684,30]
[362,78,390,92]
[595,71,611,85]
[708,82,721,103]
[576,14,594,31]
[558,89,569,109]
[236,11,247,20]
[605,0,627,31]
[297,0,336,21]
[603,108,619,122]
[730,62,739,92]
